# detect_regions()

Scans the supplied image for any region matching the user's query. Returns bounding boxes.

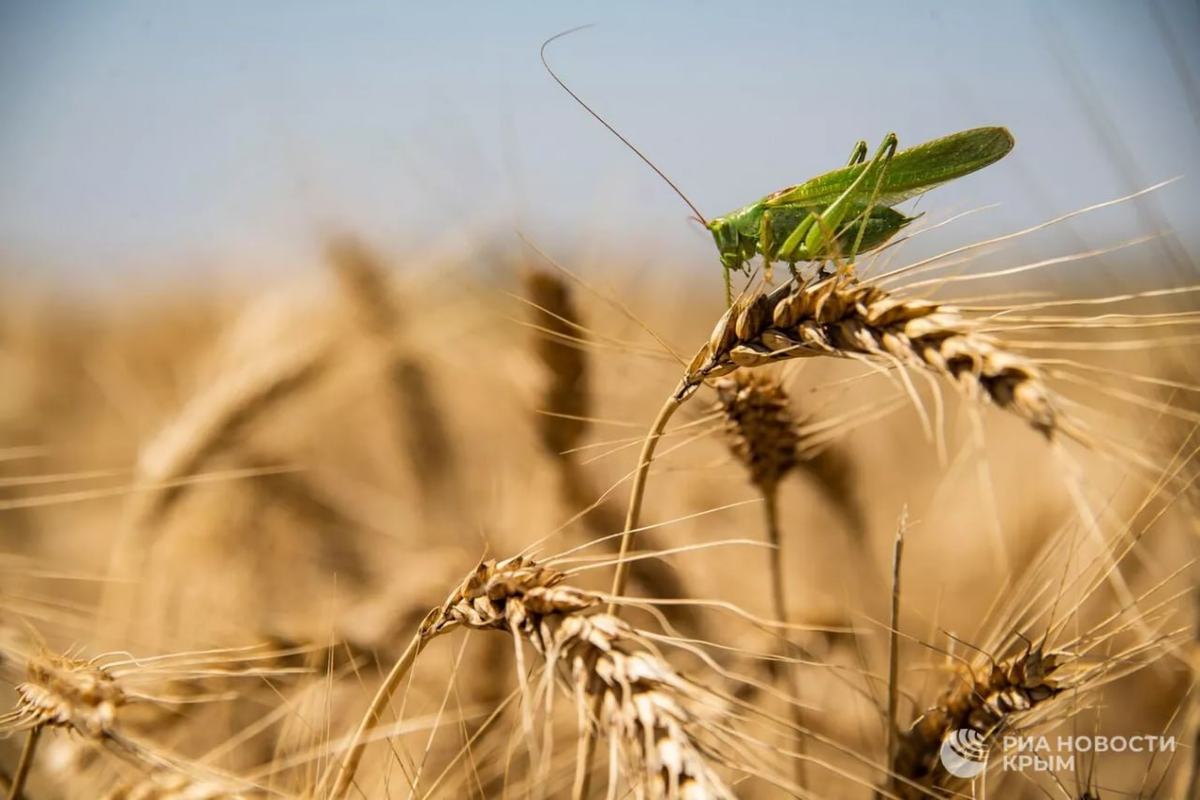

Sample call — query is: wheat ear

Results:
[889,643,1066,797]
[330,556,734,799]
[681,275,1058,438]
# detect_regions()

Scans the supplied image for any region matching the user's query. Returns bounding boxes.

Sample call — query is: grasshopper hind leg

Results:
[776,134,897,270]
[845,133,899,267]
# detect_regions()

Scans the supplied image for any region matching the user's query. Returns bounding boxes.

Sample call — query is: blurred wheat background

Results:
[1,2,1199,798]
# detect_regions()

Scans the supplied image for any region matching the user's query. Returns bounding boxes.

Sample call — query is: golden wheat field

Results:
[0,178,1198,800]
[2,9,1200,795]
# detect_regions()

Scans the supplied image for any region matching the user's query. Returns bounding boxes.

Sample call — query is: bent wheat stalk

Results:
[524,267,698,631]
[610,272,1067,620]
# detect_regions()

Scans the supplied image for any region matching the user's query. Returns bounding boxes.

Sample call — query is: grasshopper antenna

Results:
[541,25,709,226]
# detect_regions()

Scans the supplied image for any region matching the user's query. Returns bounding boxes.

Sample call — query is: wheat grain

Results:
[717,373,865,541]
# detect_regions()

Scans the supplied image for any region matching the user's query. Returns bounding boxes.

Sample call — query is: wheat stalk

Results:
[524,267,699,633]
[614,271,1063,613]
[712,373,807,789]
[7,724,39,800]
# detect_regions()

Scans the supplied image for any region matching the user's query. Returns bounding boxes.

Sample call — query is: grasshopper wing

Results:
[765,127,1014,209]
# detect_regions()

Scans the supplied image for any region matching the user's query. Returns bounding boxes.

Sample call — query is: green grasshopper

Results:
[706,127,1015,301]
[540,30,1014,304]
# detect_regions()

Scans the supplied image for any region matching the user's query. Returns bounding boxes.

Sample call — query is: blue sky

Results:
[1,1,1197,286]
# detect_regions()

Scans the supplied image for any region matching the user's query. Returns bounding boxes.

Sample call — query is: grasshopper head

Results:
[706,218,745,271]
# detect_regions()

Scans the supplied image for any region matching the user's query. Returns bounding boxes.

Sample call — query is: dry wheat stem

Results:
[326,619,431,798]
[759,491,808,793]
[574,391,684,798]
[712,373,808,790]
[557,465,699,629]
[7,724,39,800]
[882,510,906,797]
[606,394,686,615]
[525,268,699,634]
